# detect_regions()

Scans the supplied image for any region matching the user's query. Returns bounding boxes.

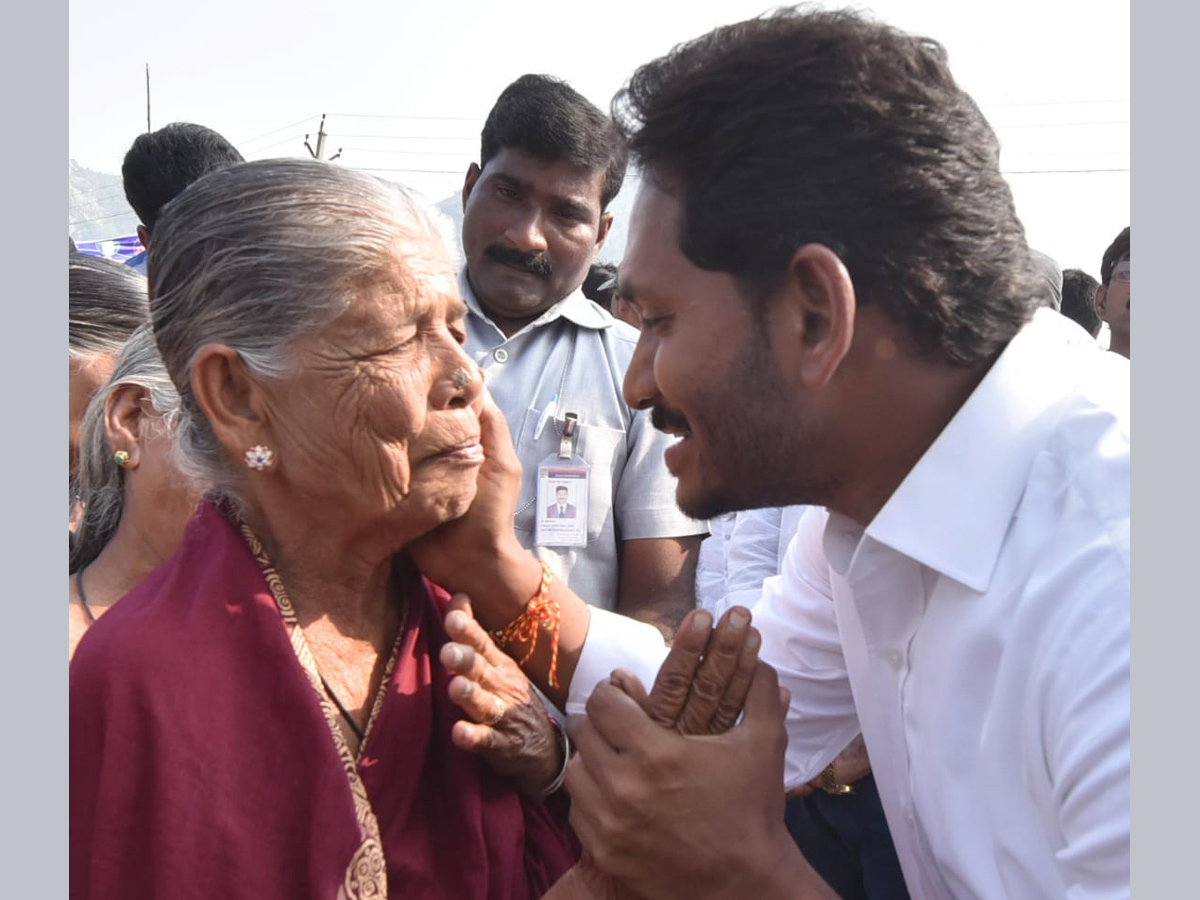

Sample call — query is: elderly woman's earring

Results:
[452,367,475,391]
[113,450,130,467]
[244,444,275,472]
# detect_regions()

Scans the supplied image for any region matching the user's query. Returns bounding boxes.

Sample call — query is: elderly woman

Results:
[69,254,149,531]
[69,324,203,659]
[69,160,578,899]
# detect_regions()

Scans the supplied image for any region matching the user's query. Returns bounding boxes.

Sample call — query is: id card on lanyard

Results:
[535,412,589,548]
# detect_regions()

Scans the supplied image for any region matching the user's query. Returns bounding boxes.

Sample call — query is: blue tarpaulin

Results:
[75,235,143,264]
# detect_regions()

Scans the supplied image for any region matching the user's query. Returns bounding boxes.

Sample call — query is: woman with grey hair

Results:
[68,255,148,525]
[69,158,578,900]
[68,324,203,660]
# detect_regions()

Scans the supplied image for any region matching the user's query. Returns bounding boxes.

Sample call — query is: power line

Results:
[1003,150,1129,157]
[247,135,311,155]
[1003,167,1129,174]
[236,114,321,148]
[992,120,1129,129]
[987,97,1129,109]
[70,209,139,227]
[340,147,472,156]
[70,182,127,201]
[328,112,480,121]
[331,133,476,142]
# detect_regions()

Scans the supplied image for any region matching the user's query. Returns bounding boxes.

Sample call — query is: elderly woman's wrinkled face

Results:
[265,237,484,544]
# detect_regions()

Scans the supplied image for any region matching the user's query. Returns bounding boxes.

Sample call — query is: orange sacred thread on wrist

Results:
[491,561,560,689]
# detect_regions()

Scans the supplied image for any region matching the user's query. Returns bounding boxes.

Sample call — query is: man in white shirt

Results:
[417,8,1128,899]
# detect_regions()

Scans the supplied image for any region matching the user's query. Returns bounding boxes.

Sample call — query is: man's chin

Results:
[474,273,551,317]
[675,481,744,522]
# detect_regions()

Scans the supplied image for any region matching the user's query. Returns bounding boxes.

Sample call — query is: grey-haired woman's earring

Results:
[244,445,275,471]
[113,450,130,467]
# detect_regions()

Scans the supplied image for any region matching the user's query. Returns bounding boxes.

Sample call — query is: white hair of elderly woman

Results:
[71,323,184,574]
[147,158,461,500]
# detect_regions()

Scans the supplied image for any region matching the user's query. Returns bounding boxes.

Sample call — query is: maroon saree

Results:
[70,500,578,899]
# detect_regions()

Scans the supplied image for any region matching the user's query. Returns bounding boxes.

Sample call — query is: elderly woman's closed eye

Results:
[69,158,578,900]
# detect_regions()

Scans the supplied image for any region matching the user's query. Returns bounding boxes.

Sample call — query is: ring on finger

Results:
[485,698,506,727]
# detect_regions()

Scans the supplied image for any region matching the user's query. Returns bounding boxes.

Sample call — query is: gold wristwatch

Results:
[820,762,855,795]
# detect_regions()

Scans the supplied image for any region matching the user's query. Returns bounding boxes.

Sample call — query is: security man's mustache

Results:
[485,244,553,277]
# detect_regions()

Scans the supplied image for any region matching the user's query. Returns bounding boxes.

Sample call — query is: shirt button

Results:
[885,651,904,670]
[493,348,509,363]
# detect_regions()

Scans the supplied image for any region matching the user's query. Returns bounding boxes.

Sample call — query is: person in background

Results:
[69,254,149,535]
[1060,268,1102,338]
[1095,226,1130,359]
[581,262,618,309]
[121,121,244,274]
[1029,249,1062,310]
[70,158,577,900]
[458,73,706,634]
[69,324,203,660]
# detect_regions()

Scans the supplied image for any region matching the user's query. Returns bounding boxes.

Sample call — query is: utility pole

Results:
[145,64,151,132]
[304,114,342,161]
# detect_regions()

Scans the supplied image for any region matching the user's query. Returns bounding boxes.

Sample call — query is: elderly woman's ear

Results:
[189,343,274,459]
[102,382,155,470]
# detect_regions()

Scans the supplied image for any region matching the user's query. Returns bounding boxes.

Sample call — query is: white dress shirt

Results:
[568,309,1129,899]
[694,512,736,614]
[720,505,809,615]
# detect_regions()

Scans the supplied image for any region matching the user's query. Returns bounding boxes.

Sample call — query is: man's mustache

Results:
[485,243,553,277]
[651,405,691,434]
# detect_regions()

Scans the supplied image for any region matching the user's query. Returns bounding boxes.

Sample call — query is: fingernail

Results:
[446,610,466,633]
[460,680,473,697]
[746,629,761,651]
[446,645,463,667]
[691,610,712,633]
[729,608,749,630]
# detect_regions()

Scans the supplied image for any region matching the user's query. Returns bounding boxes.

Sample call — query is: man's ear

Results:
[1094,283,1108,319]
[595,211,614,254]
[461,163,482,213]
[136,224,151,251]
[777,244,856,387]
[189,344,271,459]
[103,382,153,469]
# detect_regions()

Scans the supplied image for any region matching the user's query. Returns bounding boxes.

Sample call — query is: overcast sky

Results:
[69,0,1129,272]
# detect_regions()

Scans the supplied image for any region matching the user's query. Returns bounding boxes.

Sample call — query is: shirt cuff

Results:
[565,607,669,715]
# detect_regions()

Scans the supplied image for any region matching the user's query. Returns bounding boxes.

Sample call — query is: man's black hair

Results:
[122,122,244,232]
[612,6,1042,367]
[1100,227,1130,287]
[1060,269,1102,337]
[480,74,627,210]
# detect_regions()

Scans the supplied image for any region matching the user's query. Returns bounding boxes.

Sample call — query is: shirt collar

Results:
[860,308,1099,592]
[458,268,614,338]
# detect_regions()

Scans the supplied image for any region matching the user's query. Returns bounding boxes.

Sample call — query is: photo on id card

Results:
[535,460,589,547]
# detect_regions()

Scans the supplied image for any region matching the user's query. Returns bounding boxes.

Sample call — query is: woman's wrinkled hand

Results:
[439,593,564,797]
